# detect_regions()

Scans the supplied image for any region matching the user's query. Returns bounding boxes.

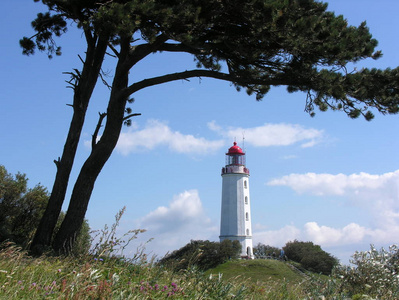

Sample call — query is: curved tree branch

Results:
[124,69,284,97]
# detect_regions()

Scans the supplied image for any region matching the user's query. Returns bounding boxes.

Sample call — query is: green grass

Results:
[206,259,305,284]
[0,244,262,299]
[0,244,314,299]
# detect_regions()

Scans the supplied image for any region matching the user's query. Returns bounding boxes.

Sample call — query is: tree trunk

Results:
[30,36,108,256]
[53,40,130,254]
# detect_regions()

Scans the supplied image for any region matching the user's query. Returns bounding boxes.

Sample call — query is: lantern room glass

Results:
[226,154,246,166]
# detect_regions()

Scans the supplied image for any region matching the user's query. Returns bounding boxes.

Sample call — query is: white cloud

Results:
[267,171,399,196]
[208,121,324,148]
[139,190,206,231]
[253,222,370,249]
[303,222,367,246]
[115,119,225,155]
[207,120,223,133]
[266,171,399,225]
[253,225,301,247]
[132,190,218,258]
[264,170,399,258]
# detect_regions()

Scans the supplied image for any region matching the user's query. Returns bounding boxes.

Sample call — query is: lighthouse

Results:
[220,142,254,258]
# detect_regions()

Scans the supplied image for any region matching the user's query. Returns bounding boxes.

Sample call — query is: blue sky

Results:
[1,0,398,264]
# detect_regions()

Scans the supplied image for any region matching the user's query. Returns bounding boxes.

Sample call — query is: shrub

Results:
[0,165,91,255]
[253,243,281,259]
[0,165,48,248]
[159,239,241,271]
[334,244,399,299]
[283,240,338,275]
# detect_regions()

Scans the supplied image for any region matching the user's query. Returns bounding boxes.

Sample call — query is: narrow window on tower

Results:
[246,212,249,221]
[244,180,247,189]
[245,196,248,204]
[246,229,250,235]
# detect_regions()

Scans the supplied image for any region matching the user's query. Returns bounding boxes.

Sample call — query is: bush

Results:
[334,244,399,298]
[0,165,48,248]
[159,239,241,271]
[253,243,281,259]
[283,240,338,275]
[0,165,91,255]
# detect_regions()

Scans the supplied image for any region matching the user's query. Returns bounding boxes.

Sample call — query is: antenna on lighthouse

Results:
[242,132,246,152]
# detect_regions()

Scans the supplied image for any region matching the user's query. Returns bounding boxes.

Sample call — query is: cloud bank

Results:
[116,120,224,155]
[208,121,324,148]
[267,170,399,229]
[86,119,325,156]
[267,171,399,196]
[256,170,399,261]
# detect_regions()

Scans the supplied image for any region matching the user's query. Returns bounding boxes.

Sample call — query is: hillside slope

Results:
[206,259,307,284]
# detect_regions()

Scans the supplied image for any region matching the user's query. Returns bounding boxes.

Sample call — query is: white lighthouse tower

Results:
[220,142,254,258]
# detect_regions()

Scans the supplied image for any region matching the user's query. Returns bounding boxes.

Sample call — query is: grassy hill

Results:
[3,244,396,299]
[206,259,307,285]
[0,243,316,300]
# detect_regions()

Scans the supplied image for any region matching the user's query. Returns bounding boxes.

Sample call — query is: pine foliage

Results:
[21,0,399,120]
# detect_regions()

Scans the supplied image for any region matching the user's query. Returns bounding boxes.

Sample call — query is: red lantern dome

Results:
[227,142,245,155]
